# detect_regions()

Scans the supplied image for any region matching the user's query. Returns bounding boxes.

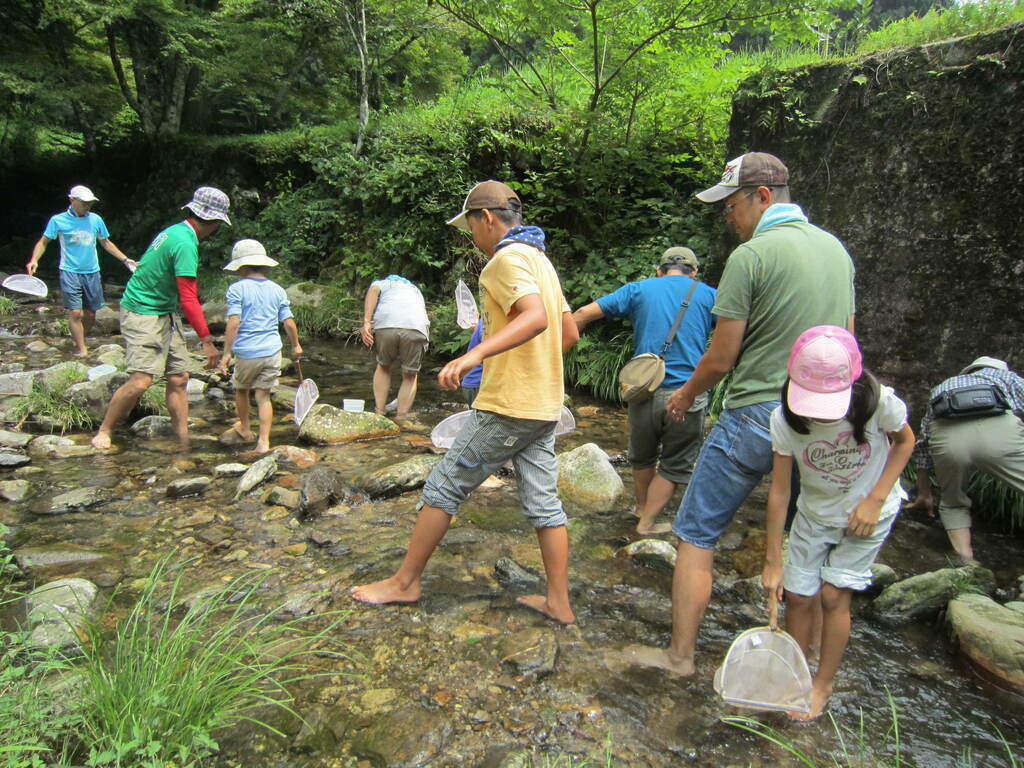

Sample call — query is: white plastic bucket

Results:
[87,364,118,381]
[343,398,364,412]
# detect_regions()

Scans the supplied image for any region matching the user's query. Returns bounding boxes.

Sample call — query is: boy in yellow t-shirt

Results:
[351,180,579,623]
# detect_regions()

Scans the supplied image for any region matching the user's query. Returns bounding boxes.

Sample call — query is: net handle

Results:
[768,591,779,631]
[295,358,304,382]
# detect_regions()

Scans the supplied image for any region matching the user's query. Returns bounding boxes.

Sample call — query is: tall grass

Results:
[12,369,92,433]
[0,296,16,317]
[857,0,1024,54]
[76,559,349,767]
[565,331,634,402]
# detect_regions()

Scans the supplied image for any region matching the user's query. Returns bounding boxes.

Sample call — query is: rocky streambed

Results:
[0,288,1022,767]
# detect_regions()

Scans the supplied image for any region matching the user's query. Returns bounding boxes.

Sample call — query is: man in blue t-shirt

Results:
[26,185,135,357]
[573,247,716,535]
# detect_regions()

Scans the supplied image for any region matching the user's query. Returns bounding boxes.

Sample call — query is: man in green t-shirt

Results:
[91,187,231,450]
[624,153,855,677]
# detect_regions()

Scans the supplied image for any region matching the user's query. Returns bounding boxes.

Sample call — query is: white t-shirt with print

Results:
[770,385,908,526]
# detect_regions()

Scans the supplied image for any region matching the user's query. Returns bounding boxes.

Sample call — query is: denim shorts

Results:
[59,270,104,311]
[422,409,566,528]
[672,401,779,549]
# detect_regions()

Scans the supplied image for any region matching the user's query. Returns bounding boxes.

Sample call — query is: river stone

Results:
[0,478,33,502]
[130,415,174,437]
[201,300,227,333]
[234,453,279,499]
[500,627,558,677]
[350,706,452,768]
[69,371,129,420]
[292,705,340,754]
[357,454,442,497]
[274,444,318,468]
[36,360,89,392]
[89,306,118,334]
[167,476,212,498]
[0,429,32,448]
[866,563,899,595]
[45,486,113,515]
[214,462,248,477]
[947,592,1024,689]
[872,566,996,624]
[264,485,300,508]
[28,435,74,456]
[186,378,206,394]
[494,557,542,588]
[27,340,53,353]
[1004,601,1024,616]
[0,451,30,467]
[299,403,399,445]
[272,386,297,409]
[286,281,328,309]
[556,442,624,513]
[0,371,35,396]
[621,538,678,570]
[299,465,343,518]
[14,544,123,583]
[25,577,99,650]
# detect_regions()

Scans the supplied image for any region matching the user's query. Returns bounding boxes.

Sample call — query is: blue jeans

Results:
[672,401,779,549]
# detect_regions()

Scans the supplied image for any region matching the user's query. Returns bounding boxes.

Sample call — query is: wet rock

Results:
[308,529,338,547]
[621,538,677,571]
[274,444,318,468]
[299,465,343,518]
[283,542,308,556]
[0,478,32,502]
[14,544,123,583]
[494,557,542,589]
[92,306,120,334]
[25,577,99,650]
[0,451,30,467]
[36,360,89,392]
[286,281,328,309]
[264,485,300,508]
[292,705,340,754]
[272,386,297,409]
[261,506,291,521]
[45,486,112,515]
[27,340,53,353]
[214,462,248,477]
[350,706,452,767]
[357,454,442,497]
[299,403,399,445]
[948,592,1024,689]
[130,415,175,438]
[0,429,32,448]
[68,371,129,420]
[500,627,558,677]
[195,525,233,547]
[201,300,227,333]
[174,511,216,528]
[206,386,225,401]
[1004,601,1024,616]
[866,563,899,595]
[0,371,35,396]
[28,435,74,456]
[167,476,212,498]
[234,453,278,499]
[872,566,996,624]
[556,442,624,513]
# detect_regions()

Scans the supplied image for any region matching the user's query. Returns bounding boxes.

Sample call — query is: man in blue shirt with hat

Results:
[26,185,135,357]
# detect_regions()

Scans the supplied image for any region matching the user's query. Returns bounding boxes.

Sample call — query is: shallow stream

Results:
[0,300,1022,767]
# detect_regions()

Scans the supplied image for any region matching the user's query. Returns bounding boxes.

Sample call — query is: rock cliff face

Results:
[719,22,1024,421]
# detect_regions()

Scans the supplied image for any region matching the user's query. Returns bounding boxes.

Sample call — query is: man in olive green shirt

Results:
[626,152,855,676]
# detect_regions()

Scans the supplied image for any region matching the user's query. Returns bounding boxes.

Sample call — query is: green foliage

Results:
[857,0,1024,53]
[76,557,349,768]
[565,331,634,402]
[0,296,16,317]
[903,464,1024,535]
[138,381,168,416]
[12,370,92,433]
[291,289,361,338]
[429,299,474,359]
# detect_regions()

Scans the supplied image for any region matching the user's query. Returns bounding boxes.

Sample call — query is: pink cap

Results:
[786,325,862,419]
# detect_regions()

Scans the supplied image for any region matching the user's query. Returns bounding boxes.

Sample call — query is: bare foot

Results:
[220,424,255,444]
[350,577,420,605]
[91,430,112,450]
[636,522,672,535]
[74,349,89,358]
[254,441,271,454]
[789,682,831,721]
[614,644,695,676]
[516,594,575,624]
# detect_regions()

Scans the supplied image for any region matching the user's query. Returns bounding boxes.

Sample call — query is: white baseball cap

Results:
[223,239,279,271]
[69,185,99,202]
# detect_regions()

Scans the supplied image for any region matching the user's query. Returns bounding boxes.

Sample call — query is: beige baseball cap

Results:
[446,180,521,232]
[660,247,699,271]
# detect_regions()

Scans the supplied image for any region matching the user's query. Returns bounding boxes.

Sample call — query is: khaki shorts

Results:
[232,352,281,390]
[120,309,189,377]
[375,327,428,372]
[628,388,707,484]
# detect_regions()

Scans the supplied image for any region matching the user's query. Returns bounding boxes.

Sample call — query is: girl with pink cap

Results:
[761,325,915,719]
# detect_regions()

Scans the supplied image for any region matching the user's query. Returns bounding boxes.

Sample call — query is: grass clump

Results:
[12,370,92,433]
[292,289,361,339]
[76,558,348,767]
[857,0,1024,54]
[138,380,168,416]
[0,296,16,317]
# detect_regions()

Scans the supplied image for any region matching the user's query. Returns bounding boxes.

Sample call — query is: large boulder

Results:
[25,577,100,650]
[0,371,36,396]
[947,593,1024,690]
[36,361,89,393]
[298,403,398,445]
[556,442,625,513]
[358,455,442,497]
[68,371,129,421]
[286,282,328,309]
[201,300,228,333]
[92,306,120,334]
[872,566,996,624]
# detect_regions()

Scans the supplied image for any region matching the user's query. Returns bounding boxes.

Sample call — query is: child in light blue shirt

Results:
[219,240,302,454]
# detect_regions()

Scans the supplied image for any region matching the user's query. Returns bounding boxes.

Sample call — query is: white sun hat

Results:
[223,239,279,271]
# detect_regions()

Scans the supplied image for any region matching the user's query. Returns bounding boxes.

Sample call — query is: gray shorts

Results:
[784,510,898,596]
[628,388,706,484]
[375,327,428,372]
[232,351,281,390]
[422,409,566,528]
[120,309,189,377]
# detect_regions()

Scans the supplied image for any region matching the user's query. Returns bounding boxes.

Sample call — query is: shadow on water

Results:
[1,325,1022,767]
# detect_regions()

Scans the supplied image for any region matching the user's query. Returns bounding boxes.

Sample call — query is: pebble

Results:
[283,542,308,556]
[214,463,248,477]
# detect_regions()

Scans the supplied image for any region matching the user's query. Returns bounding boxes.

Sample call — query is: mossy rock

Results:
[948,592,1024,689]
[557,442,624,513]
[298,403,398,445]
[872,566,995,624]
[357,454,442,497]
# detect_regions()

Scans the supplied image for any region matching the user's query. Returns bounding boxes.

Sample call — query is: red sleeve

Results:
[176,276,211,339]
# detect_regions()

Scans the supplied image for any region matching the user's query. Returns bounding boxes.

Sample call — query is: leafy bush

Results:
[429,299,474,360]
